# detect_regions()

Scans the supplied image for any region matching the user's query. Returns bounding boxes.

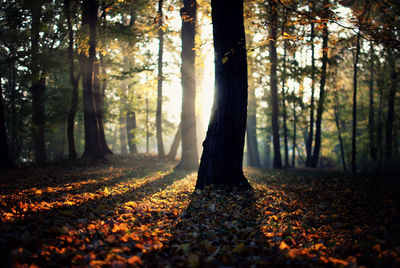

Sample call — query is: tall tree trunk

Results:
[126,111,138,154]
[334,87,347,172]
[168,122,181,160]
[269,0,282,169]
[81,0,104,159]
[64,0,80,159]
[369,43,377,161]
[351,32,361,173]
[146,95,149,153]
[0,72,13,169]
[196,0,251,190]
[119,112,128,154]
[30,4,46,162]
[385,52,398,158]
[291,100,297,168]
[177,0,198,170]
[377,68,384,172]
[94,62,112,154]
[306,20,315,167]
[281,39,290,168]
[310,12,328,168]
[156,0,165,157]
[246,34,261,168]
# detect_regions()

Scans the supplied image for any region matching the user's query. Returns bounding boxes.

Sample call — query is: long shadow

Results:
[0,169,190,267]
[0,155,174,193]
[141,188,282,267]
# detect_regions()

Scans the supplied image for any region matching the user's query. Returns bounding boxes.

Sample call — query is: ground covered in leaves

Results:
[1,155,399,267]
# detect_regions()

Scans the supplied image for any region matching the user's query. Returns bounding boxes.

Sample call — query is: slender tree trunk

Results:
[281,40,290,168]
[292,101,297,168]
[81,0,105,159]
[30,4,46,162]
[0,72,13,169]
[196,0,251,190]
[146,95,149,153]
[377,72,384,172]
[306,21,315,167]
[168,122,181,160]
[334,87,347,172]
[119,112,128,154]
[264,138,271,168]
[351,32,361,173]
[246,35,261,167]
[268,0,282,169]
[177,0,198,170]
[64,0,79,159]
[156,0,165,157]
[385,52,398,158]
[310,15,328,168]
[369,43,377,161]
[126,111,138,154]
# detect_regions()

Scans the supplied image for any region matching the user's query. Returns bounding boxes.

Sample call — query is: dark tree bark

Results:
[369,43,377,161]
[306,20,315,167]
[291,100,297,168]
[0,72,14,169]
[168,122,181,160]
[385,52,398,158]
[126,111,138,154]
[377,64,384,171]
[30,4,46,162]
[177,0,198,170]
[146,95,149,153]
[268,0,282,169]
[351,32,361,173]
[64,0,80,159]
[310,13,328,168]
[196,0,251,190]
[156,0,165,157]
[246,35,261,168]
[119,112,128,154]
[281,40,290,168]
[93,62,112,155]
[334,87,347,172]
[80,0,105,159]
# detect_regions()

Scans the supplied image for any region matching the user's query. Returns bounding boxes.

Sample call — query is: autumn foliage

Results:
[0,155,399,266]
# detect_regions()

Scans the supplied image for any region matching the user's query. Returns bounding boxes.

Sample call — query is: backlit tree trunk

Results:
[310,11,328,168]
[281,40,290,168]
[334,87,347,172]
[369,43,377,161]
[64,0,80,159]
[196,0,251,190]
[119,112,128,154]
[156,0,165,157]
[81,0,105,159]
[126,111,138,154]
[30,4,46,162]
[268,0,282,169]
[168,122,181,160]
[177,0,198,170]
[306,19,315,167]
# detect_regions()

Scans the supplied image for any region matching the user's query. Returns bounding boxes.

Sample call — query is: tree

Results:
[196,0,251,190]
[80,0,106,159]
[268,0,282,169]
[177,0,198,170]
[310,1,329,168]
[29,2,47,162]
[385,51,398,158]
[64,0,80,159]
[281,39,290,168]
[156,0,165,158]
[0,72,13,169]
[351,31,361,173]
[168,122,181,160]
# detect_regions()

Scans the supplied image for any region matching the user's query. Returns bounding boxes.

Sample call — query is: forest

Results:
[0,0,399,266]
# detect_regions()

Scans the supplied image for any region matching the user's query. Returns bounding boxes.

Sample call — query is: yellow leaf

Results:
[279,241,290,250]
[222,56,228,64]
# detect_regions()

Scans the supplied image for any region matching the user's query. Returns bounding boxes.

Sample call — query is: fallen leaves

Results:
[0,155,399,266]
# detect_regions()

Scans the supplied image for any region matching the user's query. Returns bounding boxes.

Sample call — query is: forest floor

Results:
[0,154,399,267]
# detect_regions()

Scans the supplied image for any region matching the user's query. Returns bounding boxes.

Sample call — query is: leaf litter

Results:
[0,155,399,267]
